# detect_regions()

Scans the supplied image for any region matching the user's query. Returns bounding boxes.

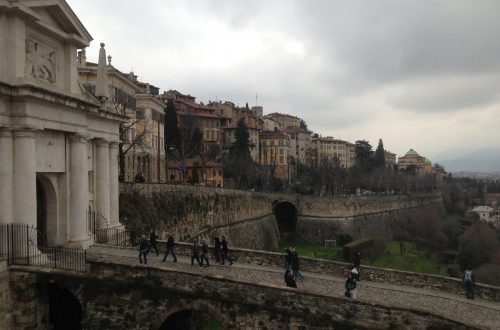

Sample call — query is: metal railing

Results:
[93,227,137,246]
[0,223,87,271]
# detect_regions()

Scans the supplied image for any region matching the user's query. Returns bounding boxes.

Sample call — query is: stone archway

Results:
[36,175,58,246]
[158,309,223,330]
[48,282,83,330]
[273,201,298,233]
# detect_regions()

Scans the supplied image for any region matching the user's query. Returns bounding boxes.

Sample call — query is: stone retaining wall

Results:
[0,258,12,330]
[7,259,474,329]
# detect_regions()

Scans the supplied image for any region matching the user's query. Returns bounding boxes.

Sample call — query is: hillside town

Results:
[78,45,447,188]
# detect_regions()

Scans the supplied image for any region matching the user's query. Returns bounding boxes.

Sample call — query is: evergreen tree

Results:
[233,118,251,158]
[300,119,308,131]
[374,138,386,168]
[354,139,374,171]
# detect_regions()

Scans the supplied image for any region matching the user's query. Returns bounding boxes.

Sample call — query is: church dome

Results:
[404,149,420,157]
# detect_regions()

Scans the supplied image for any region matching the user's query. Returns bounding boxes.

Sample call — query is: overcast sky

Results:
[68,0,500,163]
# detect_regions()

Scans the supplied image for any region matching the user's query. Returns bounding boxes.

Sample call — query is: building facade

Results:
[311,137,355,168]
[78,56,166,183]
[397,149,432,174]
[264,112,300,130]
[259,132,290,181]
[0,0,123,248]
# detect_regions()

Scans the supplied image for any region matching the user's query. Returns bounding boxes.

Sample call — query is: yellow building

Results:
[78,53,166,183]
[259,132,290,181]
[397,149,432,174]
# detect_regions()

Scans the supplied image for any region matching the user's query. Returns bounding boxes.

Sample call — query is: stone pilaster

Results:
[95,139,110,223]
[13,129,36,226]
[108,142,120,228]
[68,134,90,248]
[0,129,13,224]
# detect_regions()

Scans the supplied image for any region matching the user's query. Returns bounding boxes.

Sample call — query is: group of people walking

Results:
[138,230,233,267]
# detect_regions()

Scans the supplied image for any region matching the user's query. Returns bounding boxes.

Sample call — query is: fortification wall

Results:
[119,184,282,250]
[297,193,444,242]
[119,184,444,248]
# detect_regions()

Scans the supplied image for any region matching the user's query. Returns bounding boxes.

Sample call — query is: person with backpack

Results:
[138,234,149,264]
[345,271,357,299]
[162,234,177,262]
[464,267,475,299]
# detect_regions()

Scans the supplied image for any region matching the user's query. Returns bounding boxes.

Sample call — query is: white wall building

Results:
[0,0,123,248]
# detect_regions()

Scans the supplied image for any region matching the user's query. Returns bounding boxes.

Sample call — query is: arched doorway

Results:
[274,201,298,233]
[36,175,58,245]
[48,283,82,330]
[159,310,223,330]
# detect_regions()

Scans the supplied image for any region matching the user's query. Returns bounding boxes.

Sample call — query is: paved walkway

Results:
[88,246,500,330]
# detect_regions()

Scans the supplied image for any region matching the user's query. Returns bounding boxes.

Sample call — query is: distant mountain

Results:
[436,148,500,173]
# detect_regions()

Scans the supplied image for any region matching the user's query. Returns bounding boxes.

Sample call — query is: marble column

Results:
[68,134,90,248]
[108,142,120,228]
[95,139,110,223]
[13,129,36,226]
[0,129,13,224]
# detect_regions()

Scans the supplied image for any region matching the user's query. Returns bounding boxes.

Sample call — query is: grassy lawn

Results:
[278,235,343,261]
[369,241,450,276]
[278,236,453,277]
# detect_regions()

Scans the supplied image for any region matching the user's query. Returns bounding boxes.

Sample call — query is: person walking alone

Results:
[191,239,202,266]
[162,235,177,262]
[138,234,149,264]
[291,248,304,280]
[345,271,357,299]
[148,229,159,256]
[284,269,297,288]
[213,237,222,264]
[464,267,475,299]
[352,251,361,280]
[221,236,233,266]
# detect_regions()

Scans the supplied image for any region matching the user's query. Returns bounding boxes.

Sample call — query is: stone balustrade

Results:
[150,241,500,302]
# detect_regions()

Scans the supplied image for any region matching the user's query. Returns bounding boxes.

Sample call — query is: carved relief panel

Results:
[25,39,56,83]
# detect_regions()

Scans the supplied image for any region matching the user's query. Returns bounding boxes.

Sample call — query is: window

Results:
[136,108,145,120]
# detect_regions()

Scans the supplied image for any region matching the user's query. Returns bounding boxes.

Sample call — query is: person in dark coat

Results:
[221,236,233,266]
[284,246,293,269]
[291,248,304,280]
[200,239,210,267]
[162,235,177,262]
[191,239,202,266]
[148,230,159,256]
[213,237,222,264]
[284,269,297,288]
[138,235,149,264]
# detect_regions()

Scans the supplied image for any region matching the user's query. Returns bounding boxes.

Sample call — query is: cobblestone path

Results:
[88,246,500,330]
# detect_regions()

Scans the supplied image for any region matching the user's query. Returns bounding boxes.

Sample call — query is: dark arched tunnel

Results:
[273,201,298,233]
